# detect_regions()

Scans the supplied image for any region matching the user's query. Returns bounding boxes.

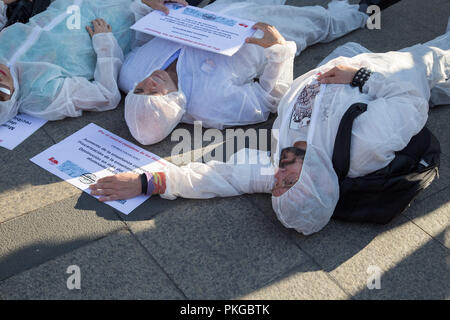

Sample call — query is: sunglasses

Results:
[0,87,11,96]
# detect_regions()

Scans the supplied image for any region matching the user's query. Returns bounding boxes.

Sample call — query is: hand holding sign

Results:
[142,0,188,15]
[245,22,286,48]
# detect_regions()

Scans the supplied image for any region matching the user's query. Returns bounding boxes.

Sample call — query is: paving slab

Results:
[0,230,184,300]
[0,0,448,301]
[239,260,350,300]
[393,0,450,35]
[426,105,450,156]
[404,187,450,249]
[293,216,449,299]
[245,191,449,299]
[292,0,450,78]
[0,126,54,163]
[126,196,310,299]
[0,159,81,223]
[0,193,125,281]
[0,126,55,195]
[415,153,450,202]
[42,102,129,144]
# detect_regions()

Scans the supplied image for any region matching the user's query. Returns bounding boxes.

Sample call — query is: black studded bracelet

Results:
[351,67,372,92]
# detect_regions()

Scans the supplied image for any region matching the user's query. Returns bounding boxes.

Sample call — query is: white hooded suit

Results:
[119,0,369,145]
[153,29,450,235]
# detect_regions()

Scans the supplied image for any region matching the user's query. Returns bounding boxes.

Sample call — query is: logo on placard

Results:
[239,23,248,28]
[79,173,97,185]
[48,157,59,165]
[202,13,216,21]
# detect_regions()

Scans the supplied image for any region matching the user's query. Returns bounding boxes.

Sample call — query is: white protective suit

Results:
[154,30,450,236]
[120,0,368,145]
[0,0,134,124]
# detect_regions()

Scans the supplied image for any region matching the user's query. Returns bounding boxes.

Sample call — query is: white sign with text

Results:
[0,113,47,150]
[131,3,256,56]
[30,123,172,214]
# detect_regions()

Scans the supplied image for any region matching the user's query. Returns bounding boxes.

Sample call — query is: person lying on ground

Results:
[90,27,450,235]
[119,0,372,145]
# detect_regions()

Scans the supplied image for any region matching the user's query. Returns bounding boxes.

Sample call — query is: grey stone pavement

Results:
[0,0,449,300]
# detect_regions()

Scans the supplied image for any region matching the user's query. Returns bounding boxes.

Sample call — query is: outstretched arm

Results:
[90,149,275,201]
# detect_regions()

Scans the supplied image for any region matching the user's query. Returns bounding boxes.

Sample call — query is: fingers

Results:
[245,36,263,46]
[92,18,103,29]
[89,172,142,203]
[95,18,110,29]
[317,67,339,84]
[89,185,121,202]
[87,18,111,36]
[246,23,268,46]
[252,22,267,30]
[153,1,170,15]
[90,188,115,197]
[172,0,188,6]
[98,194,121,202]
[317,67,337,81]
[246,22,284,48]
[159,0,189,14]
[85,25,94,38]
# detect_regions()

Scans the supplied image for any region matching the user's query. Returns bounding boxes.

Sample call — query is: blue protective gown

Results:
[0,0,134,122]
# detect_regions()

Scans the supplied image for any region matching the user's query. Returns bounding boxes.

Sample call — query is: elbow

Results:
[110,91,122,109]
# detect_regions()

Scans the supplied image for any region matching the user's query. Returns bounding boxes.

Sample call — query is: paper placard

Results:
[0,113,47,150]
[30,123,173,215]
[131,4,256,56]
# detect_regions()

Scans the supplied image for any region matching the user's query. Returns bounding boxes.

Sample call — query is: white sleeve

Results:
[130,0,155,47]
[348,72,429,177]
[0,1,7,30]
[160,149,275,200]
[131,0,153,21]
[217,41,296,127]
[45,33,124,120]
[259,41,297,104]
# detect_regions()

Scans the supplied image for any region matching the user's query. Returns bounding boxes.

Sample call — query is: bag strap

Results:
[6,0,33,27]
[6,0,50,27]
[31,0,51,16]
[332,103,368,183]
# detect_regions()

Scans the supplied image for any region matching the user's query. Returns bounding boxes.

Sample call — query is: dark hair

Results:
[279,147,305,167]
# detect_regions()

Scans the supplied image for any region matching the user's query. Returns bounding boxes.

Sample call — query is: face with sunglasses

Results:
[272,143,307,197]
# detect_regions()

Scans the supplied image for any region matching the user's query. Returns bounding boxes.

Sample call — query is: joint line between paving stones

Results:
[401,220,449,251]
[241,196,353,299]
[412,184,450,206]
[42,126,57,145]
[0,226,129,283]
[402,187,450,252]
[112,211,188,299]
[126,228,189,299]
[288,242,353,299]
